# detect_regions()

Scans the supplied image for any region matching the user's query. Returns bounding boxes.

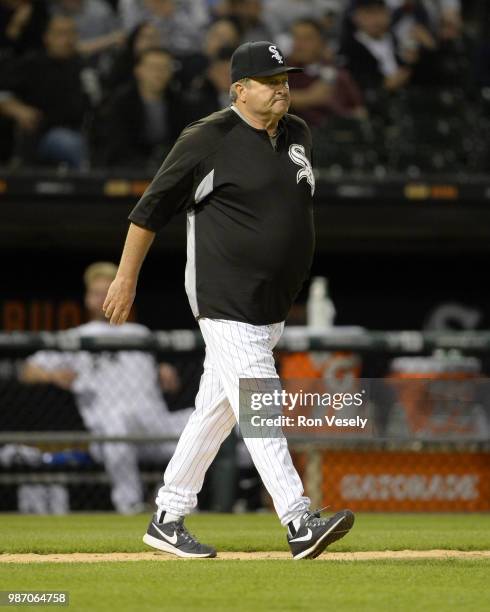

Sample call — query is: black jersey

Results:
[129,106,315,325]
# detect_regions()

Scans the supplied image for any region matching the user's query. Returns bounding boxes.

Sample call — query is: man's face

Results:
[291,23,324,64]
[135,51,173,93]
[44,16,78,58]
[85,277,113,321]
[240,73,290,118]
[354,6,390,39]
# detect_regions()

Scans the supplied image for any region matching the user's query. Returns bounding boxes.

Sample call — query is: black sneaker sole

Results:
[293,510,355,560]
[143,533,217,558]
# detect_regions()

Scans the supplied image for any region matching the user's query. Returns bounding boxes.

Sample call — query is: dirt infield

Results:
[1,550,490,563]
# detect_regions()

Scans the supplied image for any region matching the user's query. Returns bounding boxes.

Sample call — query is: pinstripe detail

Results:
[229,322,293,514]
[184,212,198,318]
[156,350,234,515]
[155,319,310,524]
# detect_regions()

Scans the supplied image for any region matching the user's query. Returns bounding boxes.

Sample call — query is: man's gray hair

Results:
[229,78,250,102]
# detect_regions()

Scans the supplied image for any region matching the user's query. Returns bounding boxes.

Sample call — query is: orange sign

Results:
[315,450,490,512]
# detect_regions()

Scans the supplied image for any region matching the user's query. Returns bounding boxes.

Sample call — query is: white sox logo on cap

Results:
[268,45,284,64]
[288,144,315,196]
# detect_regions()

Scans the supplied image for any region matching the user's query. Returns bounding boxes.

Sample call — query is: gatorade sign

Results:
[341,474,479,501]
[318,451,490,511]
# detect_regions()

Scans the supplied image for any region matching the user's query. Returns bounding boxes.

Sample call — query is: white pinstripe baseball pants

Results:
[155,318,310,526]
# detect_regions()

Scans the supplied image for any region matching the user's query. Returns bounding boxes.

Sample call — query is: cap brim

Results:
[248,65,303,78]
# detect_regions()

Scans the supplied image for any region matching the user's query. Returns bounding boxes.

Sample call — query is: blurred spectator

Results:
[390,1,436,61]
[288,18,365,127]
[20,262,190,515]
[418,1,471,88]
[223,0,272,43]
[387,0,462,36]
[171,17,240,89]
[263,0,343,45]
[0,0,49,58]
[0,0,47,162]
[184,45,233,123]
[386,1,469,89]
[435,3,462,40]
[203,17,240,57]
[339,0,412,94]
[0,15,95,168]
[97,48,184,167]
[50,0,123,59]
[118,0,208,55]
[103,21,160,91]
[389,1,439,86]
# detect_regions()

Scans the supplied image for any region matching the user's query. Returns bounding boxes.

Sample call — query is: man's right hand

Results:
[102,276,136,325]
[103,223,155,324]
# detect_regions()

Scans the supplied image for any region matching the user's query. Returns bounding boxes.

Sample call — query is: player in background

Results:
[21,262,190,514]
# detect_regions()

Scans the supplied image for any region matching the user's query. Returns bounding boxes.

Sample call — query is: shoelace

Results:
[175,518,199,545]
[305,506,331,527]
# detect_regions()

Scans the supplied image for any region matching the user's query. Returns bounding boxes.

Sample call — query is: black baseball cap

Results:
[231,41,302,83]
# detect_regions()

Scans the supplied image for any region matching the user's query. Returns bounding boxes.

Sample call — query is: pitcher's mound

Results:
[1,550,489,563]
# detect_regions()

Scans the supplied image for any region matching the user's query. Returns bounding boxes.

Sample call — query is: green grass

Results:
[1,513,490,554]
[1,559,489,612]
[1,514,489,611]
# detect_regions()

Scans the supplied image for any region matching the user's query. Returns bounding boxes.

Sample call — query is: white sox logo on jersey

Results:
[268,45,284,64]
[288,144,315,196]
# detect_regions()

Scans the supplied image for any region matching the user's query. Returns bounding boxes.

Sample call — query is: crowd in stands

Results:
[0,0,488,174]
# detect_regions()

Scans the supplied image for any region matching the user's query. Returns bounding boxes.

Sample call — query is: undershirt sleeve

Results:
[128,121,217,232]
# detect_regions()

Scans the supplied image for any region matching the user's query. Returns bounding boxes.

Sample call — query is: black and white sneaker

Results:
[143,514,217,558]
[287,508,355,560]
